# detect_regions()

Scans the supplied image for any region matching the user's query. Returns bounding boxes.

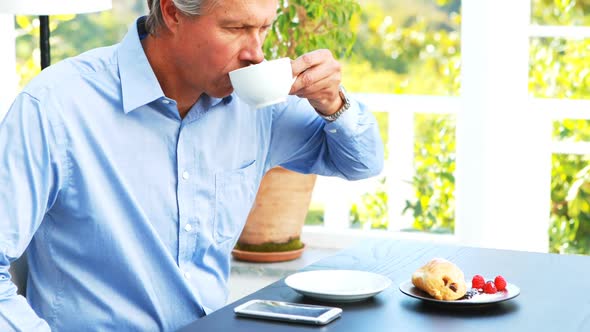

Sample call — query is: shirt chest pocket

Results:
[213,160,258,244]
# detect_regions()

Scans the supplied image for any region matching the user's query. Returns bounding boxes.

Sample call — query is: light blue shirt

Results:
[0,17,383,331]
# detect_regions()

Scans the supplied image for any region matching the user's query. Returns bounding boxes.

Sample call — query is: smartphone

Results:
[233,299,342,325]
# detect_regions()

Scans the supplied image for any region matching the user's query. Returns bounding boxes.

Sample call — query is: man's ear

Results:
[160,0,181,33]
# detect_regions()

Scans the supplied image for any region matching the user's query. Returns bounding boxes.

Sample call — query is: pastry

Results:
[411,258,467,300]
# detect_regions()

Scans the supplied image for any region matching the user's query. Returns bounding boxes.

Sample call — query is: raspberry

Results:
[471,274,485,289]
[483,281,497,294]
[494,275,507,291]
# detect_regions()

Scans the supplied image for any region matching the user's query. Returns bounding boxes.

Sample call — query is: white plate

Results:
[284,270,392,303]
[399,279,520,306]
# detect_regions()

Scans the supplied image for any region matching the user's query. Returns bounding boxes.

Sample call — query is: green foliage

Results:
[349,0,460,233]
[529,37,590,100]
[15,1,141,88]
[529,0,590,254]
[531,0,590,25]
[349,0,590,255]
[404,114,455,233]
[15,14,77,87]
[550,155,590,254]
[263,0,361,59]
[304,202,325,225]
[349,0,460,94]
[350,177,388,229]
[553,119,590,142]
[371,112,390,159]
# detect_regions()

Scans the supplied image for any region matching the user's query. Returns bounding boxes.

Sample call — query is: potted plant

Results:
[232,0,361,262]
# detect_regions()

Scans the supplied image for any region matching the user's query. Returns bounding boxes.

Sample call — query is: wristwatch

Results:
[317,85,351,122]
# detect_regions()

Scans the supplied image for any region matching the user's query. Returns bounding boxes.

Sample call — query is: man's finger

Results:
[295,75,339,99]
[291,59,338,93]
[291,50,324,77]
[291,70,338,95]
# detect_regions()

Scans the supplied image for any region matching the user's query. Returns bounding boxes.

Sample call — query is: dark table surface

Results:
[178,239,590,332]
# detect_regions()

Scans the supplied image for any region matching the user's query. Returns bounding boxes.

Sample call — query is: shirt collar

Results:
[117,16,234,113]
[209,95,233,108]
[117,16,164,114]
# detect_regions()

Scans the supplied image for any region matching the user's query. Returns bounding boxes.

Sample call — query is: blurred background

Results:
[1,0,589,257]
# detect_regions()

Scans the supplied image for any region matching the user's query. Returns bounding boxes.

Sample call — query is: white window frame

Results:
[305,0,590,253]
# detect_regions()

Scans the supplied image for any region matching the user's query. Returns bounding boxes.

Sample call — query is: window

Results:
[5,0,589,254]
[305,0,462,246]
[306,0,590,255]
[13,1,145,88]
[530,0,590,255]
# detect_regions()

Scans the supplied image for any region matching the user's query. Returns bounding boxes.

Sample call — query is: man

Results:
[0,0,383,330]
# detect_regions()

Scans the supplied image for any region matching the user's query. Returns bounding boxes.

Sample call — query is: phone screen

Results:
[234,300,342,325]
[243,300,332,318]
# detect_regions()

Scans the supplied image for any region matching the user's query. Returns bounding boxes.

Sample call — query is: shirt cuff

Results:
[322,98,362,137]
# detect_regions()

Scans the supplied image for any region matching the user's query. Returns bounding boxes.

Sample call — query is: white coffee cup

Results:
[229,57,294,109]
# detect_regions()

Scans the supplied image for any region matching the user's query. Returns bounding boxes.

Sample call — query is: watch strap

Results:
[318,85,351,122]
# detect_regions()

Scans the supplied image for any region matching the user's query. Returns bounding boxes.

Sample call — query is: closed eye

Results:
[225,25,272,33]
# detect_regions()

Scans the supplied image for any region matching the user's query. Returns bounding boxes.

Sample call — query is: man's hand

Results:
[290,49,343,116]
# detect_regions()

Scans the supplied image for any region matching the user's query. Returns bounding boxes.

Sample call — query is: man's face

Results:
[173,0,278,98]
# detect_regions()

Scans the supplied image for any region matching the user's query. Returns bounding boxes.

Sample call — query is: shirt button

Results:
[329,129,338,134]
[184,271,191,279]
[184,223,192,232]
[182,171,190,180]
[161,99,170,104]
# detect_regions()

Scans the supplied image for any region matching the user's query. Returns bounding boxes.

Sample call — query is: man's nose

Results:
[239,32,265,64]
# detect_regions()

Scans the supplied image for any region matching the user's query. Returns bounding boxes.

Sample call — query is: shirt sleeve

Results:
[267,95,384,180]
[0,92,61,331]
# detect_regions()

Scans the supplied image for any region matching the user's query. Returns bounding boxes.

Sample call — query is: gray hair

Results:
[145,0,220,35]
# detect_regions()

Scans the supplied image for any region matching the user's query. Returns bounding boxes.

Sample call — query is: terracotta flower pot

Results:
[233,166,317,262]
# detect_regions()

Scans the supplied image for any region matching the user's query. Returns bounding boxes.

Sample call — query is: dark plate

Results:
[399,280,520,306]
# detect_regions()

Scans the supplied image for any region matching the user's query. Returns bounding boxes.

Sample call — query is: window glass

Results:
[309,0,461,233]
[530,38,590,101]
[343,0,461,96]
[410,113,456,233]
[531,0,590,255]
[15,1,146,87]
[551,153,590,255]
[531,0,590,26]
[553,120,590,143]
